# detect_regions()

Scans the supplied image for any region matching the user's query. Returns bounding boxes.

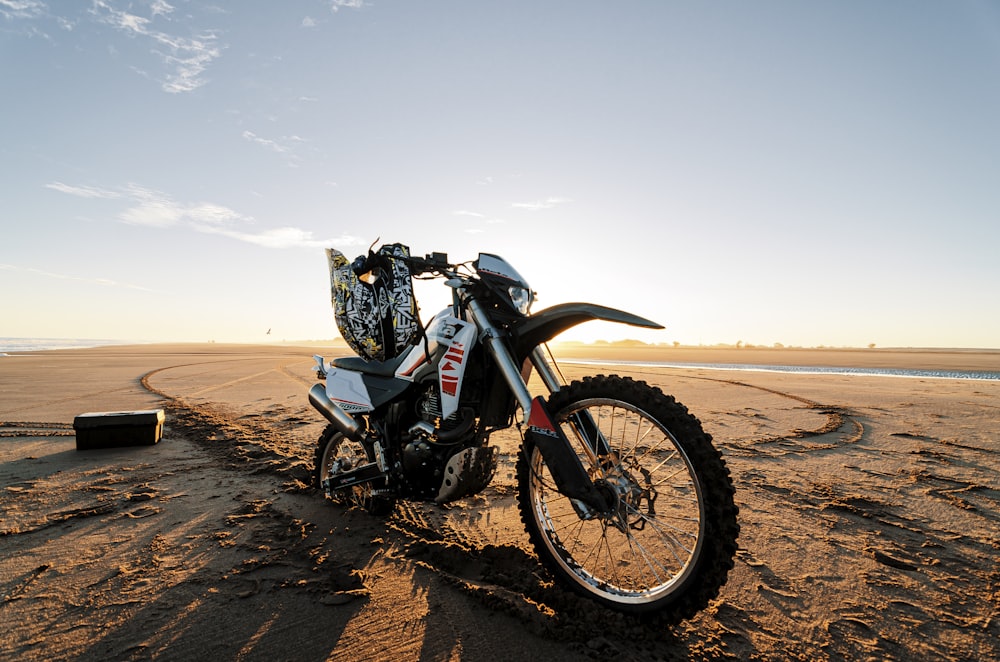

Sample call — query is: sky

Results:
[2,1,999,349]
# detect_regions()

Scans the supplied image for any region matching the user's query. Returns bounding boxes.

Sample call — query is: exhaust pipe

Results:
[309,383,363,441]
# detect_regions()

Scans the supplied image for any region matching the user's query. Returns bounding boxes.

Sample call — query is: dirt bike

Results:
[308,244,739,622]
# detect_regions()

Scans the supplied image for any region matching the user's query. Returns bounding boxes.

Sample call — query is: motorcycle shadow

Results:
[369,499,690,659]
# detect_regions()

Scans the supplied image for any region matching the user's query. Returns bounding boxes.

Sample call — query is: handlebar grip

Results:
[400,252,450,275]
[427,252,449,268]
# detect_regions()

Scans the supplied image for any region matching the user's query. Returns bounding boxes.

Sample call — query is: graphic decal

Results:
[325,369,373,413]
[383,244,420,351]
[527,396,560,438]
[439,342,465,396]
[437,320,476,419]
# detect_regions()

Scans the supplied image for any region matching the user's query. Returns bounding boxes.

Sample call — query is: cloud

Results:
[5,2,218,93]
[242,130,305,166]
[45,182,121,199]
[0,263,155,292]
[47,180,358,250]
[150,0,173,18]
[186,202,247,227]
[198,226,365,250]
[242,130,291,154]
[0,0,44,20]
[511,197,573,211]
[118,184,190,227]
[330,0,365,12]
[90,0,222,94]
[45,181,245,230]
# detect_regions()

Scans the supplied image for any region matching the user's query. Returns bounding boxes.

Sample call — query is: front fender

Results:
[512,302,663,358]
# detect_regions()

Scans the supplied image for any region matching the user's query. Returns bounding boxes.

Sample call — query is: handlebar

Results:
[404,251,452,275]
[352,250,454,277]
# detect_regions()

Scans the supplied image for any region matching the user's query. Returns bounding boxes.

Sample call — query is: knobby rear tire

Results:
[516,374,739,623]
[314,424,395,516]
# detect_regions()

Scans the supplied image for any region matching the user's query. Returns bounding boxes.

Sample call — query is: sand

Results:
[1,343,997,661]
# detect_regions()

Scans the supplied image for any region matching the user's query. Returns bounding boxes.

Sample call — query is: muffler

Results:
[308,383,363,441]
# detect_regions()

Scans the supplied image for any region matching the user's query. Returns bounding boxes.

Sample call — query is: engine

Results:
[397,383,490,502]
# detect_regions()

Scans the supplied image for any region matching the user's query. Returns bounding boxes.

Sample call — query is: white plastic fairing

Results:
[437,320,476,419]
[325,369,374,413]
[394,309,477,419]
[394,316,441,380]
[394,308,463,381]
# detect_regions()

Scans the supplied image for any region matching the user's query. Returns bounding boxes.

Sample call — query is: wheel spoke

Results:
[621,527,670,587]
[638,448,681,477]
[597,522,624,587]
[620,502,696,562]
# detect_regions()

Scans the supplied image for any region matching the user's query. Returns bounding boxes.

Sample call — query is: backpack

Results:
[326,243,420,362]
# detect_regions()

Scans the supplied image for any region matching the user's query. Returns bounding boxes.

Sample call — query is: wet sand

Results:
[2,343,998,661]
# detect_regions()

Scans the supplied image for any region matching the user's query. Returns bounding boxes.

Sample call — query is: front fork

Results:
[465,298,610,514]
[529,346,612,459]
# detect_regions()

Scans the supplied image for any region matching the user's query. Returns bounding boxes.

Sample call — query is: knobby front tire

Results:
[516,375,739,622]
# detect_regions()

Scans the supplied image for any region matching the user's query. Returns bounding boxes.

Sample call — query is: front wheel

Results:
[516,375,739,622]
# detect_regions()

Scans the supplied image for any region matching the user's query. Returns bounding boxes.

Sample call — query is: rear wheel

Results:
[314,424,395,516]
[516,375,739,622]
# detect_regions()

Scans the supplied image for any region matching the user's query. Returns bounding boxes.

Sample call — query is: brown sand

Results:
[1,343,997,661]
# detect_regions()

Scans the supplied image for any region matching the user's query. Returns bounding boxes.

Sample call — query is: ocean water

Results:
[0,338,134,355]
[561,358,1000,381]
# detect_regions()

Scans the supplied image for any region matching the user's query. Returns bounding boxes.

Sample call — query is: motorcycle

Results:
[308,243,739,623]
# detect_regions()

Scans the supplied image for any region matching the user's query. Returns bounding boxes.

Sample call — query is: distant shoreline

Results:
[5,339,1000,376]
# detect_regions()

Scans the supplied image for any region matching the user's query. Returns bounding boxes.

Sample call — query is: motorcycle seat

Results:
[331,353,408,378]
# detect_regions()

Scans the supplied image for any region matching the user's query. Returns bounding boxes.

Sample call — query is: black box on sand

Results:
[74,409,165,450]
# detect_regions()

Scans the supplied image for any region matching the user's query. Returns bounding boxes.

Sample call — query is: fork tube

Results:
[530,346,611,460]
[530,346,564,393]
[465,297,534,420]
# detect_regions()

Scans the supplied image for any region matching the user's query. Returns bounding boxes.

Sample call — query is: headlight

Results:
[508,285,533,314]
